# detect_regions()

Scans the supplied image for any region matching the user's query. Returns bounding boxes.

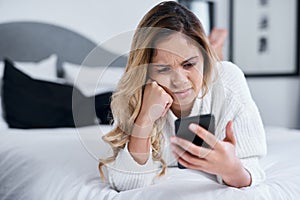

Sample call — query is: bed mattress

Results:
[0,125,300,200]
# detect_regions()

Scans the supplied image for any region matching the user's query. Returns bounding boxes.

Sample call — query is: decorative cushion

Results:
[1,58,112,128]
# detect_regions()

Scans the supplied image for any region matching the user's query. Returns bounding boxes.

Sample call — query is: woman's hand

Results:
[170,121,251,188]
[136,80,173,127]
[129,81,173,164]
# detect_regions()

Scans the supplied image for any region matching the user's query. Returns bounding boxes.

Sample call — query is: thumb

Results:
[146,78,155,84]
[223,121,236,145]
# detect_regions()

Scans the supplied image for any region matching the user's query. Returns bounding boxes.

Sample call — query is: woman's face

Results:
[148,33,204,115]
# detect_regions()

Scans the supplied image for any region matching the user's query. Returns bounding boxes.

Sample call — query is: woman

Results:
[99,1,266,191]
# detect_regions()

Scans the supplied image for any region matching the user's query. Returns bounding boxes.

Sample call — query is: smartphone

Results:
[174,114,215,169]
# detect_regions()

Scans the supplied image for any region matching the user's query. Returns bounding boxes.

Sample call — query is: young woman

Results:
[99,1,266,191]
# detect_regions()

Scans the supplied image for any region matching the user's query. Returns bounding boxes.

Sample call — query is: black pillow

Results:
[95,92,113,124]
[2,58,113,129]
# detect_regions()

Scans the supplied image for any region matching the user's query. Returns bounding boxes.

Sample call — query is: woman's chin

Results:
[173,92,196,107]
[172,98,196,112]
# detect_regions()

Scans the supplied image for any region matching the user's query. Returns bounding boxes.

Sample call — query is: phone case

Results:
[174,114,215,169]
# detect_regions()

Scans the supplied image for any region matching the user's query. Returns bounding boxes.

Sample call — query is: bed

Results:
[1,21,300,200]
[1,125,300,199]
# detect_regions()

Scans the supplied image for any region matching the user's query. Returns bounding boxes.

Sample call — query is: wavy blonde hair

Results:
[99,1,217,180]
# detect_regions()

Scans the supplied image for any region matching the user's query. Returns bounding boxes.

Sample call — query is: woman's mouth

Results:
[173,88,192,99]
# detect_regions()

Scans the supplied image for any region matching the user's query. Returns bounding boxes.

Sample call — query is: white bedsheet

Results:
[0,125,300,200]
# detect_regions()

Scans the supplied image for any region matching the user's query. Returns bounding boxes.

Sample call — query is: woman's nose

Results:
[171,68,188,87]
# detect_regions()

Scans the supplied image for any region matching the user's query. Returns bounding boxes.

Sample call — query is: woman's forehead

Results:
[152,46,202,64]
[152,33,202,61]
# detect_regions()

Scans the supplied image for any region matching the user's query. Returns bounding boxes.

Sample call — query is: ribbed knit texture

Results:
[105,61,267,191]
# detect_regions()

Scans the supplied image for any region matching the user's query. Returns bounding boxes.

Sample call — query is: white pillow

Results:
[62,62,125,97]
[14,54,58,82]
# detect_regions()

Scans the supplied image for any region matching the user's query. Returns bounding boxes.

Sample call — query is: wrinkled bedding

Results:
[0,125,300,200]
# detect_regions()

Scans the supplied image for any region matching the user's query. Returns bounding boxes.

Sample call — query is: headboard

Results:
[0,21,127,76]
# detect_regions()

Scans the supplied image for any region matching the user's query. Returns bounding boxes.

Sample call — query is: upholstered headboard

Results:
[0,21,128,127]
[0,21,127,76]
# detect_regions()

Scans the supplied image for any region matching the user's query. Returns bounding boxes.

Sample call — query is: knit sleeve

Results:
[105,142,160,191]
[234,99,267,186]
[217,102,267,186]
[216,157,266,186]
[215,62,267,186]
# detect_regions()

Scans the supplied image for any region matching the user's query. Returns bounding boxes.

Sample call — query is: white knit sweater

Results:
[104,61,267,191]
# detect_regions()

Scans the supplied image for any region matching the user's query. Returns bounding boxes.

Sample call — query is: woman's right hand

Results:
[129,81,173,164]
[135,81,173,127]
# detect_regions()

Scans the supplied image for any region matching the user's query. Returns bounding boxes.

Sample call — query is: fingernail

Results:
[189,123,197,131]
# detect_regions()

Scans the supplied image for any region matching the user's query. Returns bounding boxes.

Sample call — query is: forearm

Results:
[128,135,151,164]
[128,116,153,164]
[107,143,160,191]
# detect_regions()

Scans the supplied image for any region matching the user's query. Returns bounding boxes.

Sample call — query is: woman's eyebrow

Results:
[181,56,199,65]
[150,56,199,67]
[150,63,171,68]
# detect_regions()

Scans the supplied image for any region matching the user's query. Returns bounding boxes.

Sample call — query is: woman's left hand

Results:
[170,121,251,187]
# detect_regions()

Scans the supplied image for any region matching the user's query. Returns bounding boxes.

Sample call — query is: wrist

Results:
[222,165,252,188]
[128,134,151,164]
[135,114,154,128]
[131,114,154,139]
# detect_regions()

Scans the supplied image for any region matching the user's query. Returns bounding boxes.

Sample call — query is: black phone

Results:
[174,114,215,169]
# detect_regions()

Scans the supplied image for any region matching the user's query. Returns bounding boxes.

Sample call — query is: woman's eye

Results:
[183,62,196,68]
[157,67,171,73]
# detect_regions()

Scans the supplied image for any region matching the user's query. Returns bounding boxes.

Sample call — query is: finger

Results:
[224,121,236,145]
[149,80,169,96]
[188,123,219,149]
[162,97,173,117]
[146,78,154,84]
[161,102,171,117]
[172,150,194,169]
[172,147,205,170]
[154,82,173,96]
[170,136,212,158]
[171,149,180,160]
[177,157,204,171]
[171,144,206,166]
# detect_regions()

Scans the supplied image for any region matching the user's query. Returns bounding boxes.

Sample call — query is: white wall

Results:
[0,0,163,54]
[214,0,300,129]
[1,0,299,128]
[247,78,300,128]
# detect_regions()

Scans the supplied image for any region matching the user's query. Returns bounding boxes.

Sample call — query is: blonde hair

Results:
[99,1,217,180]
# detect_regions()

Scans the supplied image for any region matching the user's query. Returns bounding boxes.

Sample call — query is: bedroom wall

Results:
[214,0,300,129]
[0,0,163,54]
[0,0,299,128]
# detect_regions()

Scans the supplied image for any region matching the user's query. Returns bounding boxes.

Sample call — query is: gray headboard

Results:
[0,21,127,76]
